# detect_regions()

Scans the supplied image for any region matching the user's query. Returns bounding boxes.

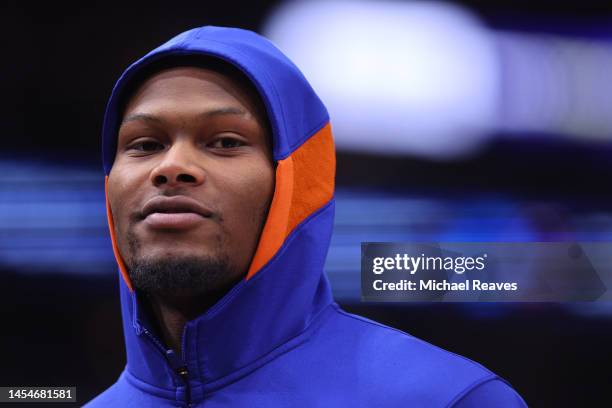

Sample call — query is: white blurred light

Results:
[264,0,612,159]
[264,0,499,159]
[497,32,612,142]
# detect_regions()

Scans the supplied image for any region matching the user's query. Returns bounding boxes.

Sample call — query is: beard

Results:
[124,229,239,297]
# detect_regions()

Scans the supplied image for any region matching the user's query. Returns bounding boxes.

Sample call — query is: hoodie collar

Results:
[120,197,335,395]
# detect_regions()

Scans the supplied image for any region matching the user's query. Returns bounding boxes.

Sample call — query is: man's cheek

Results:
[107,190,134,258]
[108,197,125,235]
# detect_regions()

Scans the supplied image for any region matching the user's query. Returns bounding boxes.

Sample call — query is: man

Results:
[87,26,527,407]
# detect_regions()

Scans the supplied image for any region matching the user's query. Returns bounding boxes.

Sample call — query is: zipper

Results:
[176,365,191,407]
[140,326,192,407]
[180,323,192,407]
[166,348,192,407]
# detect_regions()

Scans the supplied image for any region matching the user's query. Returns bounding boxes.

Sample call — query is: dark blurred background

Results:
[2,0,612,406]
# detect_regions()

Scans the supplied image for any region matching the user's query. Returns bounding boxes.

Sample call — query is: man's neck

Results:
[146,293,219,354]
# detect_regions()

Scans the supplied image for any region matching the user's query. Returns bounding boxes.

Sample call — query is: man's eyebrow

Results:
[120,108,250,126]
[120,113,163,126]
[199,107,249,118]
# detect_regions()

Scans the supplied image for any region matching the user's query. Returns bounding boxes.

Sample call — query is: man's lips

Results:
[140,195,213,230]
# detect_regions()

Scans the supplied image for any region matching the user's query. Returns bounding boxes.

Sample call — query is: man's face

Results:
[107,66,275,296]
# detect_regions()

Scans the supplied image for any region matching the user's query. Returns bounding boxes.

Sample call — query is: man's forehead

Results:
[124,67,257,113]
[118,57,270,129]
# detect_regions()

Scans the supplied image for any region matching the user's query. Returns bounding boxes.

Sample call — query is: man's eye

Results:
[210,137,244,149]
[129,141,164,152]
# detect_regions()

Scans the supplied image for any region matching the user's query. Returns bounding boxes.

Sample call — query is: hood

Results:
[101,26,336,397]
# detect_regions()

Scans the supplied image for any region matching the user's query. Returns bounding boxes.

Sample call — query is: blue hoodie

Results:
[86,26,527,407]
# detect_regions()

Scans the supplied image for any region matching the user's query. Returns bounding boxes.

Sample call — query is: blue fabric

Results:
[87,26,527,407]
[451,379,528,408]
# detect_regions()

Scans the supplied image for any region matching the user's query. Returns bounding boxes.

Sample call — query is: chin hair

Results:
[123,228,239,296]
[127,254,237,296]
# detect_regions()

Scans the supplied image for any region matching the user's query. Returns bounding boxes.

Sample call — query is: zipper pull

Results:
[166,349,189,381]
[165,349,185,371]
[166,349,191,406]
[177,366,189,379]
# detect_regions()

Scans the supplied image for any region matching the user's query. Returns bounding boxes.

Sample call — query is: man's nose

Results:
[149,142,206,187]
